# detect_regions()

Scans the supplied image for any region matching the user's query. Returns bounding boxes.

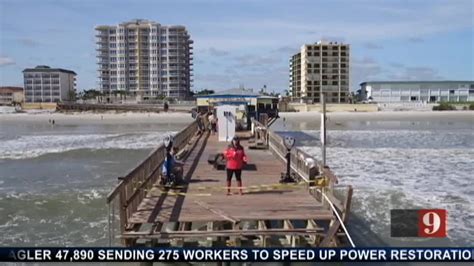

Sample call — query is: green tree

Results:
[195,89,215,95]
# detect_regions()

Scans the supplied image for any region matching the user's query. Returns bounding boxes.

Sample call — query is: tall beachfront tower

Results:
[95,19,193,100]
[289,40,350,103]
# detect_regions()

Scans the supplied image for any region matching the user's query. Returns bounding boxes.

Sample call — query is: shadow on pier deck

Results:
[107,117,353,247]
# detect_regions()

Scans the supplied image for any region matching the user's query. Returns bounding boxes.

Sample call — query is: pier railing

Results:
[106,119,199,236]
[252,118,352,225]
[267,130,321,182]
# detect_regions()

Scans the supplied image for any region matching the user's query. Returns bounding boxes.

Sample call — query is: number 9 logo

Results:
[418,209,447,238]
[422,212,441,235]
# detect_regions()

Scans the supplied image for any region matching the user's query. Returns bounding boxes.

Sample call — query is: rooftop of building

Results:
[195,88,277,98]
[23,65,76,75]
[302,40,349,48]
[360,80,474,86]
[96,19,187,30]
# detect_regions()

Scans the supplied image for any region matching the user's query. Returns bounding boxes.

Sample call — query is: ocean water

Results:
[0,116,188,247]
[1,111,473,249]
[276,113,474,247]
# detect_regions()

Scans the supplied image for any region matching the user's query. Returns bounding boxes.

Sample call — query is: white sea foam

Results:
[299,129,474,149]
[301,144,474,245]
[0,106,17,114]
[0,131,175,159]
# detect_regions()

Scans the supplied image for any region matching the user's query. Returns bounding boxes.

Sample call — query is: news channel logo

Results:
[391,209,447,238]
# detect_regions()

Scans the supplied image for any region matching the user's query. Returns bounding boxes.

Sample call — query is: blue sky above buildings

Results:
[0,0,473,93]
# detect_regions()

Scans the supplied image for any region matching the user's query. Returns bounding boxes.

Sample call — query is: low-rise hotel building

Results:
[360,81,474,103]
[0,87,24,105]
[23,65,76,103]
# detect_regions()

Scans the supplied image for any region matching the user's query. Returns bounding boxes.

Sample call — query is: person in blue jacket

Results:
[162,138,184,185]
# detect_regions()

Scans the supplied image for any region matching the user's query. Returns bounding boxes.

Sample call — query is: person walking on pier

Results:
[224,136,247,195]
[209,111,217,135]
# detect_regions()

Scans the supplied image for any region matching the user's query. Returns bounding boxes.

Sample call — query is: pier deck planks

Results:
[128,132,332,225]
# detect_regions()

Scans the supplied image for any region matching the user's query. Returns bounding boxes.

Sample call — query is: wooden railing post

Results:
[119,186,127,234]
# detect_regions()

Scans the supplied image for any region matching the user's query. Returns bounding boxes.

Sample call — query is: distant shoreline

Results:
[0,111,194,125]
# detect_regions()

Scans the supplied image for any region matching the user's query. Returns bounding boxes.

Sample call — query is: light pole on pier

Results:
[321,93,327,168]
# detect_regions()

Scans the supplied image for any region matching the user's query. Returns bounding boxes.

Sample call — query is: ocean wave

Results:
[296,129,474,149]
[0,187,115,246]
[301,146,474,245]
[0,106,17,114]
[0,131,176,159]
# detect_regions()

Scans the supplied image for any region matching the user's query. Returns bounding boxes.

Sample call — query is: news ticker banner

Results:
[0,248,472,262]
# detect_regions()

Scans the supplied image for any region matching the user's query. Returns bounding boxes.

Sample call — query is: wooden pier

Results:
[106,117,353,247]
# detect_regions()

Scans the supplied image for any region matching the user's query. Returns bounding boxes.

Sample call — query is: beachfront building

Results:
[360,81,474,103]
[289,40,350,103]
[95,19,193,100]
[23,66,76,103]
[0,87,24,105]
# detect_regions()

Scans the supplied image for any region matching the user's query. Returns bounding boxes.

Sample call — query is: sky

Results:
[0,0,473,93]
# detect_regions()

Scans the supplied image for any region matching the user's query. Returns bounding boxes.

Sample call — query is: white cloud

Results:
[388,67,444,81]
[0,56,15,66]
[350,56,446,87]
[208,47,229,57]
[364,42,383,49]
[193,1,472,50]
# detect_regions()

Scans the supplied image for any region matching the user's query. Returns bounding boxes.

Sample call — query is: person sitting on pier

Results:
[161,141,184,186]
[224,136,248,195]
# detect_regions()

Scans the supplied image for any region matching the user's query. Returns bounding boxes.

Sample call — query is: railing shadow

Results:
[168,132,210,221]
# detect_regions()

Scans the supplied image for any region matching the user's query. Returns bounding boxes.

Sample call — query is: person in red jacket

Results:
[224,136,248,195]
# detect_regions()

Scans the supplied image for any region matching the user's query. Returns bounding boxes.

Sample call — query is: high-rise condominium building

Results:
[23,65,76,103]
[95,19,193,100]
[290,41,350,103]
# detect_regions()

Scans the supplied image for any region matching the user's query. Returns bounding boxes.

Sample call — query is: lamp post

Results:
[321,93,326,167]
